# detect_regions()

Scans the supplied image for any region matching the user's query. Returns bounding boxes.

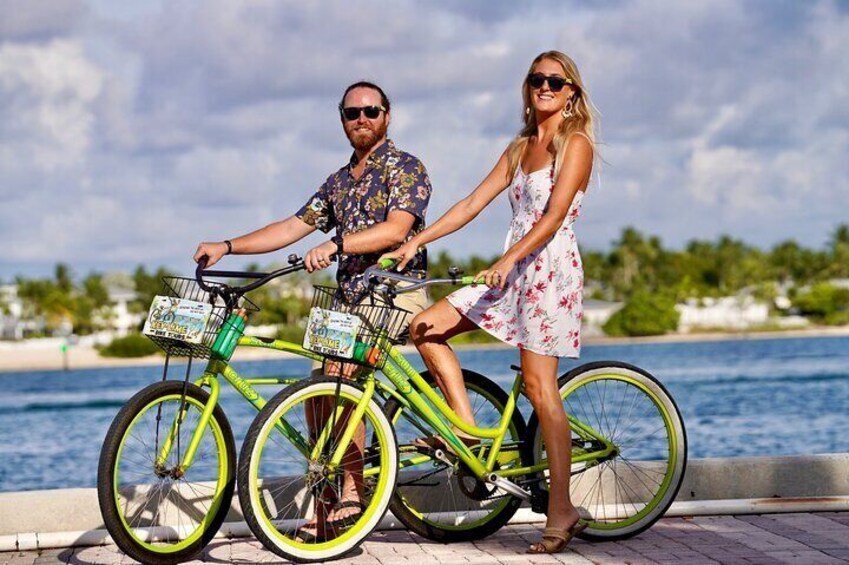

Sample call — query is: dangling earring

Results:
[525,107,531,117]
[561,99,574,119]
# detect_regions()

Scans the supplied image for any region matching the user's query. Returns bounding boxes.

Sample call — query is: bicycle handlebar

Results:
[364,260,483,294]
[194,253,337,300]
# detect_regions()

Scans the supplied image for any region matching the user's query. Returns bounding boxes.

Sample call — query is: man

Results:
[194,81,431,539]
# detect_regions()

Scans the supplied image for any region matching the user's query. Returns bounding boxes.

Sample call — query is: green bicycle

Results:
[96,256,504,564]
[238,263,687,562]
[96,255,338,565]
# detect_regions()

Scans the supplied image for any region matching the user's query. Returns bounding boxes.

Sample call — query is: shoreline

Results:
[0,325,847,374]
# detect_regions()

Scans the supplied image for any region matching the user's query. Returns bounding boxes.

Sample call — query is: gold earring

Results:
[561,100,574,119]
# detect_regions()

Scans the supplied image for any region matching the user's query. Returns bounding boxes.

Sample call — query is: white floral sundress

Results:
[447,164,585,357]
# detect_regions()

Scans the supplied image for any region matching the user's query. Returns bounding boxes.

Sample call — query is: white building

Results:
[676,296,769,331]
[0,285,22,340]
[101,286,144,337]
[582,298,624,337]
[0,285,44,340]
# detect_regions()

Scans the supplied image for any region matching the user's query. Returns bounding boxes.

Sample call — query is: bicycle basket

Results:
[304,285,410,369]
[144,276,260,359]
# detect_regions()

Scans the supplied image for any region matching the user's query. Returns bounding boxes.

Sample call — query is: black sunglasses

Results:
[526,73,575,93]
[339,105,386,121]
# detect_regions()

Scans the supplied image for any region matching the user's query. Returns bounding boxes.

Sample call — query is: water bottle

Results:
[211,308,247,359]
[352,340,380,365]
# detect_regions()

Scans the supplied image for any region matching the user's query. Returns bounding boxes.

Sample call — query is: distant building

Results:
[0,285,21,340]
[676,296,769,331]
[582,298,624,337]
[0,285,44,340]
[100,286,144,337]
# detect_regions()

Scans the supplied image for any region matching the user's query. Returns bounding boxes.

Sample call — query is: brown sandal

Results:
[527,521,587,554]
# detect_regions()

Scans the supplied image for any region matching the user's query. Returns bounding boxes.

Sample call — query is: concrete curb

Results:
[3,496,849,552]
[1,454,848,551]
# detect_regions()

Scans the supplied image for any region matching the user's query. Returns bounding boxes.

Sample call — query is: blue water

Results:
[1,336,847,493]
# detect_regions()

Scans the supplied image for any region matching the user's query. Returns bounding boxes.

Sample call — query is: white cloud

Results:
[0,40,104,172]
[2,0,849,277]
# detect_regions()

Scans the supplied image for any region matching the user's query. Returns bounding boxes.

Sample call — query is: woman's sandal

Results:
[527,521,588,554]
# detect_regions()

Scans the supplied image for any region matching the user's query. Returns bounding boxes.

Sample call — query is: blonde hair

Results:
[506,51,599,181]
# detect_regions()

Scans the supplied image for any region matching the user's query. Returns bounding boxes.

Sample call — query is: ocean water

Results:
[0,335,847,492]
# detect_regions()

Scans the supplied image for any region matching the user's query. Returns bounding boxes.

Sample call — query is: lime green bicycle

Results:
[96,256,507,564]
[97,255,341,565]
[238,263,687,562]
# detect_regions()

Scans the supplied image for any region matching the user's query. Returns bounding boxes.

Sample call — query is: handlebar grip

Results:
[195,256,213,291]
[378,258,398,269]
[461,275,485,285]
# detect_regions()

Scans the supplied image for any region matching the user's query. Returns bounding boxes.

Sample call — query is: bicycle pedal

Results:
[530,489,549,514]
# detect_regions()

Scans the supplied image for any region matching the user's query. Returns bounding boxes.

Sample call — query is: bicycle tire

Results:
[525,361,687,541]
[238,377,398,563]
[384,369,527,542]
[97,380,236,565]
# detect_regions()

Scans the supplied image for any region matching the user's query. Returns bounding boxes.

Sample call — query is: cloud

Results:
[2,0,849,278]
[0,40,104,174]
[0,0,87,41]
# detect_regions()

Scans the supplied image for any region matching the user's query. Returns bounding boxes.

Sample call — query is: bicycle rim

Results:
[532,363,686,539]
[242,380,397,562]
[112,392,231,554]
[388,371,524,540]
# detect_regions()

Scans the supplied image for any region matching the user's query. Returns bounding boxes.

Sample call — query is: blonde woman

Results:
[380,50,596,554]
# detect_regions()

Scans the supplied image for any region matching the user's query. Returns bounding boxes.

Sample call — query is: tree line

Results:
[3,224,848,338]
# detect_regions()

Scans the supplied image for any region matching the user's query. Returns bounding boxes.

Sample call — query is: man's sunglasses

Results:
[339,105,387,121]
[526,73,575,93]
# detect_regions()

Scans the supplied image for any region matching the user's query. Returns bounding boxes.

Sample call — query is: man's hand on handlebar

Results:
[193,242,229,268]
[304,240,337,273]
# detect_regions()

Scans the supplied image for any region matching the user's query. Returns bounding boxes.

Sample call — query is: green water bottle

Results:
[211,309,247,359]
[352,340,380,365]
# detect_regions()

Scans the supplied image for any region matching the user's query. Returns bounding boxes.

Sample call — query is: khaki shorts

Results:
[310,283,427,376]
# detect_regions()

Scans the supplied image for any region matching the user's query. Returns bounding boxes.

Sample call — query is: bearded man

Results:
[193,81,431,538]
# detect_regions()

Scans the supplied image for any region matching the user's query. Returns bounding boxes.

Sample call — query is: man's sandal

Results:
[325,500,366,529]
[295,523,328,544]
[527,521,587,554]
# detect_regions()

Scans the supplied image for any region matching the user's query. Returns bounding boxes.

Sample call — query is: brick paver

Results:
[2,512,848,564]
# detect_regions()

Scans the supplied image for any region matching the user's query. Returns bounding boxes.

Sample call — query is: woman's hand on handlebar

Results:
[379,240,420,271]
[193,241,229,268]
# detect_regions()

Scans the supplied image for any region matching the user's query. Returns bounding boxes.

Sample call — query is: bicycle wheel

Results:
[238,377,398,563]
[97,380,236,565]
[525,361,687,540]
[383,369,527,542]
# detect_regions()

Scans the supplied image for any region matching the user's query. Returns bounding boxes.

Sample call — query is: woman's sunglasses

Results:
[339,105,386,121]
[526,73,575,93]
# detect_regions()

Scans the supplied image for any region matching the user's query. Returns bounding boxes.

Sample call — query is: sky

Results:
[1,0,848,280]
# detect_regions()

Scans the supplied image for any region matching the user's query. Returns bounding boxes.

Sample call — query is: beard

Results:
[346,120,388,152]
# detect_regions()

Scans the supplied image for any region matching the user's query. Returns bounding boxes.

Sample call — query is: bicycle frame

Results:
[158,335,324,472]
[158,260,616,489]
[174,332,619,487]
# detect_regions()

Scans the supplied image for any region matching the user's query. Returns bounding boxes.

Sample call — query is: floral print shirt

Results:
[295,139,432,301]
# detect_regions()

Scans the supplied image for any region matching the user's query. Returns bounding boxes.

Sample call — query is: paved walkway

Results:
[3,512,849,564]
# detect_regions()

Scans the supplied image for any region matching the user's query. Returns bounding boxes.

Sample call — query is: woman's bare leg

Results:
[409,298,480,428]
[519,349,580,547]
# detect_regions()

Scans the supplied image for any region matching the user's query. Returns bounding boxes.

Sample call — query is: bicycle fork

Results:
[154,375,222,478]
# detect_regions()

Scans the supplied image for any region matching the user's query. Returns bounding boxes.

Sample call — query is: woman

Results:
[380,50,596,554]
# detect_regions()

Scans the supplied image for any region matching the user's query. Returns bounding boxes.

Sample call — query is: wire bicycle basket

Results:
[144,276,260,359]
[304,285,410,369]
